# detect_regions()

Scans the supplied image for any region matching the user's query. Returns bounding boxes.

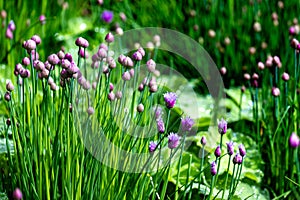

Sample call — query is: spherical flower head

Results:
[108,92,115,101]
[101,10,113,23]
[282,72,290,81]
[8,20,16,31]
[164,92,177,109]
[64,53,73,62]
[149,141,157,152]
[238,144,246,157]
[214,145,221,158]
[181,116,194,131]
[122,71,131,81]
[289,132,300,148]
[105,32,114,43]
[272,87,280,97]
[39,15,46,24]
[233,153,243,165]
[97,48,107,60]
[201,136,207,146]
[6,118,11,126]
[6,81,14,92]
[31,35,41,45]
[225,141,234,156]
[122,56,134,68]
[48,54,60,65]
[21,57,30,66]
[75,37,89,48]
[138,47,145,56]
[12,187,23,200]
[257,61,265,70]
[116,27,124,36]
[137,103,144,113]
[116,91,122,99]
[218,118,227,134]
[87,107,95,115]
[273,56,282,68]
[24,39,36,51]
[154,106,163,119]
[132,51,142,61]
[168,132,180,149]
[244,73,251,80]
[147,59,156,73]
[210,161,217,176]
[5,28,13,39]
[4,91,11,101]
[289,26,296,36]
[220,66,226,75]
[156,118,165,133]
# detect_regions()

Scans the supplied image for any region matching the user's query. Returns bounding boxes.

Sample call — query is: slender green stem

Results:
[221,155,232,199]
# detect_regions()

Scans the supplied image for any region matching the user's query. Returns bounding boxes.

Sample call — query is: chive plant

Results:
[1,32,245,199]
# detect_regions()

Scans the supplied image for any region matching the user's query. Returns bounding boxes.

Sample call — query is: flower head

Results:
[211,161,217,176]
[214,145,221,158]
[238,144,246,157]
[289,132,300,148]
[181,116,194,132]
[233,153,243,165]
[156,118,165,133]
[105,32,114,43]
[218,118,227,134]
[149,141,157,152]
[12,188,23,200]
[164,92,177,109]
[226,141,234,155]
[201,136,207,146]
[39,15,46,24]
[101,10,113,23]
[168,132,180,149]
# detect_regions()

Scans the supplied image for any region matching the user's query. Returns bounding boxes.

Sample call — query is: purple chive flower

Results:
[282,72,290,81]
[87,107,95,115]
[289,132,300,148]
[211,161,217,176]
[214,145,221,158]
[181,116,194,131]
[137,103,144,113]
[8,20,16,31]
[105,32,114,43]
[48,54,60,65]
[132,51,142,61]
[154,106,163,119]
[201,136,207,146]
[101,10,113,23]
[218,118,227,134]
[31,35,41,45]
[156,118,165,133]
[149,141,157,152]
[6,81,14,92]
[22,57,30,66]
[4,92,11,101]
[75,37,89,48]
[5,28,13,39]
[272,87,280,97]
[24,39,36,51]
[238,144,246,157]
[39,15,46,24]
[164,92,177,109]
[12,187,23,200]
[146,59,156,72]
[233,153,243,165]
[168,132,180,149]
[227,141,234,155]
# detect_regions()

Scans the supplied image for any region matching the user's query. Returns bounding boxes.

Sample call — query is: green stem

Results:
[221,155,232,199]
